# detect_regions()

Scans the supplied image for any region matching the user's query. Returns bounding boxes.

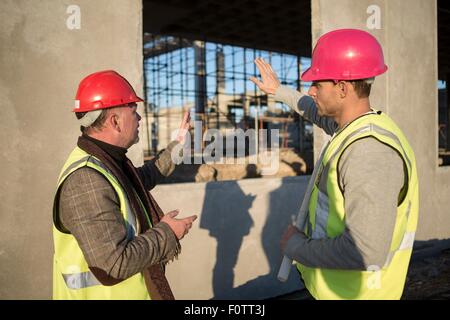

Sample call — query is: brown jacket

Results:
[57,137,180,299]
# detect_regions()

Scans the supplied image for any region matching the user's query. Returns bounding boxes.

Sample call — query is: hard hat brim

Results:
[71,96,144,113]
[300,67,314,82]
[301,65,388,82]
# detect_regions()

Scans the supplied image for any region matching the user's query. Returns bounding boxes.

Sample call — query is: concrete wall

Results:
[153,177,307,300]
[311,0,450,240]
[384,0,450,240]
[0,0,143,299]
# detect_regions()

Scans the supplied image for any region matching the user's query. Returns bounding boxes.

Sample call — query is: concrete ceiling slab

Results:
[143,0,311,57]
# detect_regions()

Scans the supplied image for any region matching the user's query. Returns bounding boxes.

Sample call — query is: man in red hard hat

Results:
[251,29,419,299]
[53,70,196,300]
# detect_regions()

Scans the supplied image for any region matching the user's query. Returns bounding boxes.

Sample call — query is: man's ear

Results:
[338,81,348,98]
[109,112,121,132]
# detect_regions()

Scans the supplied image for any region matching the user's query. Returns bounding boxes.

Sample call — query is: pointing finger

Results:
[189,215,198,222]
[183,215,197,224]
[166,209,179,218]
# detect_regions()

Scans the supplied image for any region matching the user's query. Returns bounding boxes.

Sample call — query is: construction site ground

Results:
[402,243,450,299]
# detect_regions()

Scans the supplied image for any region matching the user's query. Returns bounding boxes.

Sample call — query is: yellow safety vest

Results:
[52,147,151,300]
[297,110,419,300]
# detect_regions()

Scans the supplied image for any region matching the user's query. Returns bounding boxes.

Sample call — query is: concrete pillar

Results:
[0,0,143,299]
[383,0,450,240]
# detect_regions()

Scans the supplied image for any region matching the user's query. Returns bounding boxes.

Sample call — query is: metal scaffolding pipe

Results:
[194,40,207,154]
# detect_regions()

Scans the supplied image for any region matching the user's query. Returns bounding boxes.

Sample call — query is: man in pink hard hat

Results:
[251,29,419,299]
[53,70,197,299]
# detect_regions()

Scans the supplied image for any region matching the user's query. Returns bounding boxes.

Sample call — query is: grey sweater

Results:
[275,85,405,270]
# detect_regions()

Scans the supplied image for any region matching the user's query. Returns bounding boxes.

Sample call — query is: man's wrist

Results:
[284,231,308,260]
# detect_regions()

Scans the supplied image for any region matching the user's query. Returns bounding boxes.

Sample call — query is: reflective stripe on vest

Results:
[310,123,415,266]
[384,229,416,268]
[62,271,102,290]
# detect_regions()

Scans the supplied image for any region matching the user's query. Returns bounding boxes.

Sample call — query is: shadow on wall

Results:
[231,173,306,299]
[199,178,255,299]
[199,165,306,299]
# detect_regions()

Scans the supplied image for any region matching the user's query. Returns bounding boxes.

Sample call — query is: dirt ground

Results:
[402,247,450,300]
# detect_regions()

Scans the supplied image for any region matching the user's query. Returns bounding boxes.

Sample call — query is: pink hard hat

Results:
[301,29,388,82]
[72,70,143,113]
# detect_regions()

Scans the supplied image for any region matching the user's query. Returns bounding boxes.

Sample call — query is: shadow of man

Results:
[262,162,305,280]
[229,167,306,299]
[199,180,255,299]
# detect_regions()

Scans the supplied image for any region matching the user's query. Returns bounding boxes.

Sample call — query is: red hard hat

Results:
[72,70,143,112]
[301,29,388,82]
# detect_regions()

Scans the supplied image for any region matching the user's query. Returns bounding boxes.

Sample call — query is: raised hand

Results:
[160,209,197,240]
[249,57,281,95]
[176,111,191,145]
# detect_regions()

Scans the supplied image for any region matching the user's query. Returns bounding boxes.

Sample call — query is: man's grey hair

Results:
[76,109,110,133]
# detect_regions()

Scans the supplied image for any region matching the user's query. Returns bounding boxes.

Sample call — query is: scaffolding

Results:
[143,34,313,160]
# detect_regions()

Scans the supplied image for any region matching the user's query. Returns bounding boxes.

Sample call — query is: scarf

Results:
[78,135,178,300]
